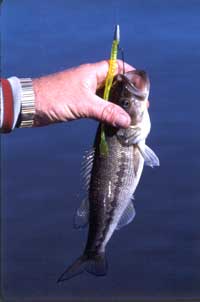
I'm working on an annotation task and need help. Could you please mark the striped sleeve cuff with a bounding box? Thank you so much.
[0,76,34,133]
[0,78,14,133]
[8,77,22,129]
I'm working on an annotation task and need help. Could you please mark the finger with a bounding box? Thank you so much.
[93,60,135,89]
[88,94,131,128]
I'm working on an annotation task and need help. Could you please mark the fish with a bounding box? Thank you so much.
[57,70,159,282]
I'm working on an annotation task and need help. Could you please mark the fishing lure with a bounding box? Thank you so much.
[100,24,120,156]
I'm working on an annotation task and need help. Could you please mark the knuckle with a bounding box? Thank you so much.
[101,104,117,124]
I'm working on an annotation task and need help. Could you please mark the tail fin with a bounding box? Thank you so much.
[57,252,107,282]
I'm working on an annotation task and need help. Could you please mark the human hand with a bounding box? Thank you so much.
[33,60,135,128]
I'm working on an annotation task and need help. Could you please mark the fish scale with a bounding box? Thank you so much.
[86,131,139,253]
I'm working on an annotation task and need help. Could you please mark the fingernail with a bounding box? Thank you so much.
[115,113,131,128]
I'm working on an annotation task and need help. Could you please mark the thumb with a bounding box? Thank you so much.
[88,94,131,128]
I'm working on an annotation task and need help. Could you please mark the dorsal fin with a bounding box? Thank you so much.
[73,198,89,229]
[73,149,95,229]
[80,149,95,191]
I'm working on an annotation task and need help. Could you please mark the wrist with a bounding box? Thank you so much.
[32,77,50,127]
[32,73,71,126]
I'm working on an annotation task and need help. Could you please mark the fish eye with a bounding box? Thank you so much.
[120,99,130,109]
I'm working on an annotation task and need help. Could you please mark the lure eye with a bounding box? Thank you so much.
[120,99,130,109]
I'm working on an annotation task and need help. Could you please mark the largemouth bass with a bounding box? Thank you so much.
[58,70,159,282]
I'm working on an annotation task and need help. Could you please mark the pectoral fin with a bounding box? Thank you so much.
[137,142,160,167]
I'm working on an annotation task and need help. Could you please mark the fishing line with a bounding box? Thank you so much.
[118,46,125,74]
[112,0,125,75]
[112,0,120,26]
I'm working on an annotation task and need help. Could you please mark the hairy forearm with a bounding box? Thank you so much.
[33,71,74,126]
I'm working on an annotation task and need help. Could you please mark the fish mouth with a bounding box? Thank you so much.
[124,70,150,91]
[116,70,150,101]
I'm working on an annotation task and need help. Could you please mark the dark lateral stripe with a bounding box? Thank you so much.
[100,151,127,243]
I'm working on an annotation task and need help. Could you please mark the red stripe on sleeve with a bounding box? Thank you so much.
[1,78,14,133]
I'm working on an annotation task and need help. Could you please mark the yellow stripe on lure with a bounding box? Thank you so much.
[100,24,120,156]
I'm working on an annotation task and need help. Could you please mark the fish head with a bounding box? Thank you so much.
[111,70,150,126]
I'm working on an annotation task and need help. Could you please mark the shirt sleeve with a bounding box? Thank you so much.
[8,77,22,129]
[0,85,3,128]
[0,76,22,131]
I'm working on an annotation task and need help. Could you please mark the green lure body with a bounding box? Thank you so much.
[100,25,120,157]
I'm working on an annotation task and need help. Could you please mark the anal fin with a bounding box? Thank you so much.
[116,199,136,230]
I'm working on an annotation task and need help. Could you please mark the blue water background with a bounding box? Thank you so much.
[1,0,200,301]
